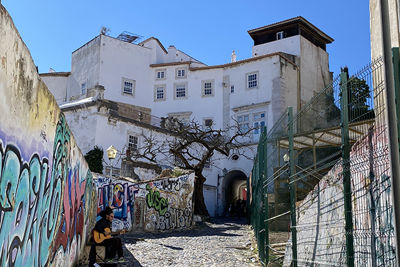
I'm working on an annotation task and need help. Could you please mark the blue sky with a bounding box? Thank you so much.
[2,0,370,77]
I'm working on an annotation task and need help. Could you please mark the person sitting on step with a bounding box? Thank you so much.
[89,207,125,265]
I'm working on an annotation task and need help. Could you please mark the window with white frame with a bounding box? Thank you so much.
[237,114,250,133]
[122,78,135,96]
[174,83,187,99]
[202,80,214,96]
[176,68,187,78]
[155,69,166,80]
[253,112,266,135]
[154,85,166,101]
[128,135,138,153]
[246,72,258,89]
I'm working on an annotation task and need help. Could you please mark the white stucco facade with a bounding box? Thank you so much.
[41,17,333,216]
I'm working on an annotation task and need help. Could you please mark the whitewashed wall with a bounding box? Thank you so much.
[42,24,333,218]
[300,36,331,104]
[99,35,153,106]
[369,0,400,61]
[70,36,101,99]
[252,35,301,57]
[40,75,69,103]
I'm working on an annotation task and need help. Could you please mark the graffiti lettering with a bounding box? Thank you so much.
[0,142,57,267]
[0,115,94,267]
[160,178,182,191]
[51,116,93,263]
[146,184,168,216]
[156,208,193,231]
[94,174,195,232]
[97,182,135,229]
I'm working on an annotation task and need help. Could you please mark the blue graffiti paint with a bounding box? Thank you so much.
[96,182,137,227]
[0,142,58,267]
[0,115,93,266]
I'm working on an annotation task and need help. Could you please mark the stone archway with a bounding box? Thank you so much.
[220,170,247,216]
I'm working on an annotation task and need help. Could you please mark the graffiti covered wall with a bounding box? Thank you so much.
[283,125,395,266]
[94,173,195,232]
[0,6,96,267]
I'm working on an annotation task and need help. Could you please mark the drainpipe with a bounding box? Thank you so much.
[380,0,400,265]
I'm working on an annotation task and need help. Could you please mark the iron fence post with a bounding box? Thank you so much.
[288,107,297,267]
[262,127,269,264]
[246,170,250,223]
[381,0,400,262]
[393,48,400,157]
[391,47,400,265]
[251,161,257,226]
[340,69,355,267]
[258,136,266,264]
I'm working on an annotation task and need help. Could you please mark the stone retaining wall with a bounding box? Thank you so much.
[0,5,97,267]
[283,125,395,266]
[94,173,195,232]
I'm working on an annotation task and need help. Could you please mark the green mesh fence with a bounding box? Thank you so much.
[250,57,396,266]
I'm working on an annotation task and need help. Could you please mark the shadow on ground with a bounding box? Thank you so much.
[121,217,248,243]
[120,246,143,267]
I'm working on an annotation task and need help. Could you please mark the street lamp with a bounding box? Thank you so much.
[107,145,117,178]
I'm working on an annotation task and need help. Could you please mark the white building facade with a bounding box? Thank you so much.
[41,17,333,216]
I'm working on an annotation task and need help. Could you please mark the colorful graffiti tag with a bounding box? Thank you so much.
[0,116,94,267]
[95,173,195,232]
[146,184,169,216]
[0,7,96,266]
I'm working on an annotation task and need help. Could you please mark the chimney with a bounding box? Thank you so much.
[231,50,237,63]
[168,45,178,61]
[168,45,177,54]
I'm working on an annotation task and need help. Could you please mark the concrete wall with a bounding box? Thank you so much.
[0,6,96,267]
[252,35,301,57]
[140,38,167,64]
[99,35,153,106]
[59,100,168,170]
[300,36,331,104]
[370,0,400,61]
[40,74,69,103]
[283,125,395,266]
[94,173,195,232]
[63,105,98,154]
[70,36,101,100]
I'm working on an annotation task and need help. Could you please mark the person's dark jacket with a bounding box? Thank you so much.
[94,218,112,234]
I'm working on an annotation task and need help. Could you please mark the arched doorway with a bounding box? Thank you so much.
[221,170,247,216]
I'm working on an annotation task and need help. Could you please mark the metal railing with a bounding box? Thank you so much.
[249,57,397,266]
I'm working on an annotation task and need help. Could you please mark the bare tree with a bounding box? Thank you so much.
[129,117,256,217]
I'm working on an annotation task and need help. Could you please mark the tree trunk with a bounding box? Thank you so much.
[193,172,209,217]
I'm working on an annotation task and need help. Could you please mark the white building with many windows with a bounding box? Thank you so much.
[41,17,333,216]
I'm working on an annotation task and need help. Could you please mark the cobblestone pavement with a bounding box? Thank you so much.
[119,218,261,267]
